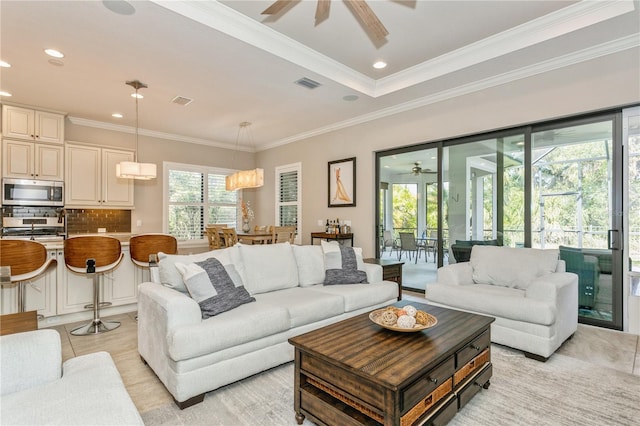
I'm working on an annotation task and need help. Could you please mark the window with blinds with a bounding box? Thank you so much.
[276,163,302,244]
[166,163,239,241]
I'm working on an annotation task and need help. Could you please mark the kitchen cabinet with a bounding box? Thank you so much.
[57,245,136,314]
[2,105,65,144]
[2,139,64,180]
[65,143,134,208]
[0,248,57,318]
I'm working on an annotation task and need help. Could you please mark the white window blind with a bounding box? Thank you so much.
[165,163,239,241]
[275,163,302,244]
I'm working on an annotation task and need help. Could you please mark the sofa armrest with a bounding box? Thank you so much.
[362,262,383,283]
[436,262,474,285]
[526,272,579,307]
[137,282,202,369]
[0,330,62,396]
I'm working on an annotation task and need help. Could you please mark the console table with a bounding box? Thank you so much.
[310,232,353,246]
[364,258,404,300]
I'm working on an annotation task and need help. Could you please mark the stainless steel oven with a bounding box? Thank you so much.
[2,178,64,206]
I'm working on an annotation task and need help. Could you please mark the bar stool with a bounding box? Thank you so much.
[64,236,123,336]
[129,233,177,271]
[0,240,56,315]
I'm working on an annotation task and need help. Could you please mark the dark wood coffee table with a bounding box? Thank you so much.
[288,302,494,426]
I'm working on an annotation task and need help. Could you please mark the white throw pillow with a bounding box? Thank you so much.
[238,242,299,295]
[157,246,241,293]
[471,246,559,289]
[292,245,325,287]
[320,241,365,270]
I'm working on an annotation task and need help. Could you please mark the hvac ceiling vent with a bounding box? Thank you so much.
[295,77,321,90]
[171,96,193,106]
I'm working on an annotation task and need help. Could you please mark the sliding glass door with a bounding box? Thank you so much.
[376,107,632,330]
[531,117,622,328]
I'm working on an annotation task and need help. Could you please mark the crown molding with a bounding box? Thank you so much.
[152,0,635,98]
[261,34,640,150]
[374,0,637,96]
[67,117,254,152]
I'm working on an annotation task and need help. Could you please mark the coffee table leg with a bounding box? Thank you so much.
[295,412,305,425]
[483,380,491,389]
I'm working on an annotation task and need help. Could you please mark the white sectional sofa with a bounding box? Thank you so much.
[0,329,143,425]
[137,242,398,408]
[426,246,578,361]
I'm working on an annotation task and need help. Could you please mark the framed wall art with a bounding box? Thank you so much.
[328,157,356,207]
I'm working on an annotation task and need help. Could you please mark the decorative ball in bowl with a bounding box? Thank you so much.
[369,305,437,332]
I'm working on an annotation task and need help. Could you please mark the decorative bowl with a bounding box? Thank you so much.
[369,307,437,332]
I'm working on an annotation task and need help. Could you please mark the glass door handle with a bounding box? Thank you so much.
[608,229,621,250]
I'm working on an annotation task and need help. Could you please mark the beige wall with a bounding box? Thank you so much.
[62,50,639,257]
[255,51,640,257]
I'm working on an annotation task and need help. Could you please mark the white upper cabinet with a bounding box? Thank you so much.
[2,139,64,180]
[65,143,134,208]
[2,105,65,144]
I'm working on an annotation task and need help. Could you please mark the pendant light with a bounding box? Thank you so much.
[116,80,157,180]
[225,121,264,191]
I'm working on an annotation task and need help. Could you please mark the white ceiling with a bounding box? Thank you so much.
[1,0,638,152]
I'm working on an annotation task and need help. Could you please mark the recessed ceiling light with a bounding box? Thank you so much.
[44,49,64,58]
[343,95,359,102]
[0,60,10,68]
[373,61,387,69]
[0,91,12,97]
[131,93,143,99]
[112,113,123,118]
[384,165,390,168]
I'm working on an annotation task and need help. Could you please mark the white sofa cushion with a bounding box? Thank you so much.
[238,242,299,295]
[312,281,399,312]
[168,301,290,361]
[256,287,345,328]
[471,246,559,289]
[292,245,325,286]
[427,283,556,325]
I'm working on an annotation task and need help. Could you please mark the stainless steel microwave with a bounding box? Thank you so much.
[2,178,64,206]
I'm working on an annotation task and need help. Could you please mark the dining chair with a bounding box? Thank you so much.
[221,228,238,247]
[271,226,296,244]
[205,224,227,249]
[398,232,424,264]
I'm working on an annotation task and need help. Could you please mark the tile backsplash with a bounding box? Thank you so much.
[66,209,131,234]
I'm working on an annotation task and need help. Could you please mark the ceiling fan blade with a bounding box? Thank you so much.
[344,0,389,40]
[261,0,291,15]
[315,0,331,23]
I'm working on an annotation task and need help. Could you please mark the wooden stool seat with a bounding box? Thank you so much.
[0,240,56,316]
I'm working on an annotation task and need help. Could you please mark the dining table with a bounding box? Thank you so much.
[234,230,274,245]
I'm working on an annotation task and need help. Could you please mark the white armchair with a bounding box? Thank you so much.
[426,246,578,361]
[0,329,143,425]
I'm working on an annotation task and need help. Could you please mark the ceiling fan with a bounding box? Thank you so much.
[409,162,436,176]
[261,0,389,41]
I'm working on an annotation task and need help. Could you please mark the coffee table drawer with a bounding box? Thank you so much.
[456,329,490,367]
[457,363,492,409]
[401,356,455,411]
[301,352,385,407]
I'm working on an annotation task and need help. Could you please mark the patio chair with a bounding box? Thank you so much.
[398,232,424,264]
[382,230,399,257]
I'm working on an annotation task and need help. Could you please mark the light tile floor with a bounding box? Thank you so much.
[44,295,640,416]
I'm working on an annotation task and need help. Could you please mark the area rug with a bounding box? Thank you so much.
[141,344,640,425]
